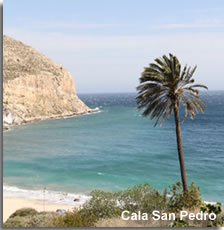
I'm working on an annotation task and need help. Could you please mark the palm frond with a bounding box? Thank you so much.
[184,66,197,81]
[136,53,208,126]
[188,84,208,89]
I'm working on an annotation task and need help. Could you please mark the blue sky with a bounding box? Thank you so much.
[4,0,224,93]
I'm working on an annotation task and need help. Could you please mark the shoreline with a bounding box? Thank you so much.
[3,107,100,131]
[3,196,76,223]
[3,184,90,206]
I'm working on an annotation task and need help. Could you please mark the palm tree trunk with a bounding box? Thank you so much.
[173,102,188,191]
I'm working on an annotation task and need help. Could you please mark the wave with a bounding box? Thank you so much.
[93,107,100,111]
[90,107,102,113]
[3,184,218,208]
[204,200,218,205]
[63,107,102,119]
[3,184,91,206]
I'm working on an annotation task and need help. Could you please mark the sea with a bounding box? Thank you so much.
[3,91,224,206]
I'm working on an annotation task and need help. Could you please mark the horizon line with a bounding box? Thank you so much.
[77,89,224,95]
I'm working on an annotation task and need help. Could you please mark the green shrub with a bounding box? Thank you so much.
[80,189,122,219]
[168,182,202,212]
[169,218,190,227]
[200,202,224,227]
[4,210,57,227]
[9,208,38,218]
[80,184,168,220]
[3,217,25,228]
[53,211,97,227]
[118,184,168,213]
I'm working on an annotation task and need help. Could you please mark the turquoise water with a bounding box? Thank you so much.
[3,92,224,204]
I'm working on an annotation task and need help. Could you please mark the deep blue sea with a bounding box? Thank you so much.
[3,91,224,205]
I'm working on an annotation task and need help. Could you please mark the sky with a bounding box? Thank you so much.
[3,0,224,93]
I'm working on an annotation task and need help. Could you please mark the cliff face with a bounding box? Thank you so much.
[3,35,92,129]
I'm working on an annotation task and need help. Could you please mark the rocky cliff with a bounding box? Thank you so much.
[3,35,92,129]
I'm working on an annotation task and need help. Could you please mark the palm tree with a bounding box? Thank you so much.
[136,54,208,191]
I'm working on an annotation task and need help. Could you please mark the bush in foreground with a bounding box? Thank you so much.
[9,208,38,218]
[52,211,97,227]
[4,211,58,227]
[200,202,224,227]
[80,183,168,220]
[168,182,202,212]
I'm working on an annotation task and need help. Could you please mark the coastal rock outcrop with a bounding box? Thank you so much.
[3,35,92,129]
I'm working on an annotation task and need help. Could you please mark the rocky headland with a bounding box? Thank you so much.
[3,35,92,129]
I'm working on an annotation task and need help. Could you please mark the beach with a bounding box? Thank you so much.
[3,196,75,222]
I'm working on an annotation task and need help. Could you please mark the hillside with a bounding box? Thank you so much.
[3,35,92,129]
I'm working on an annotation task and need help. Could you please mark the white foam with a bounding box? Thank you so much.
[88,107,102,114]
[93,107,100,111]
[204,200,218,205]
[3,184,91,206]
[63,108,102,119]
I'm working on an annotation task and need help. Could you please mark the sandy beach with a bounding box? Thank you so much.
[3,197,76,223]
